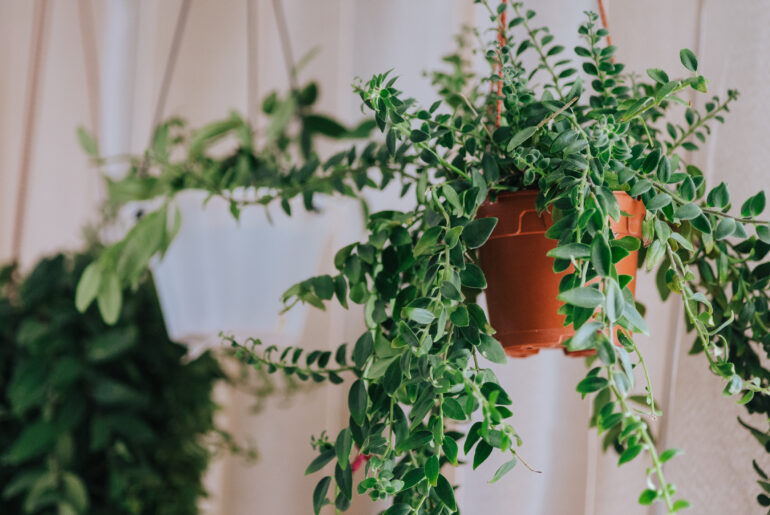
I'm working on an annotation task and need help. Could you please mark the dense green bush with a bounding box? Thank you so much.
[0,253,224,514]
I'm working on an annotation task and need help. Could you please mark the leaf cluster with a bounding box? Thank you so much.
[0,253,232,514]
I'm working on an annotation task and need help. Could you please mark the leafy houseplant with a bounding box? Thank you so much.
[0,252,234,514]
[230,4,770,513]
[86,3,770,513]
[75,81,391,328]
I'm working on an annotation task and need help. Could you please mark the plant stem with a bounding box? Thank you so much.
[611,382,675,513]
[632,342,657,420]
[667,96,735,156]
[514,4,565,100]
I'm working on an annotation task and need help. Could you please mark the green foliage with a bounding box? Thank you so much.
[90,2,770,514]
[76,82,393,324]
[0,253,228,514]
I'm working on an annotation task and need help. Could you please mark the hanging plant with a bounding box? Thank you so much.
[85,2,770,513]
[75,82,407,330]
[228,4,770,513]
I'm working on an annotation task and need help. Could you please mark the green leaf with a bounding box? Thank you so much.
[737,390,754,405]
[348,380,367,426]
[434,474,457,510]
[659,448,683,463]
[672,499,691,512]
[77,126,98,156]
[489,458,517,483]
[425,455,439,486]
[460,264,487,289]
[304,114,348,138]
[410,129,429,143]
[478,335,507,364]
[674,203,702,220]
[558,287,605,309]
[2,422,56,465]
[352,332,373,368]
[397,431,432,453]
[547,243,590,260]
[757,224,770,244]
[312,476,331,515]
[646,68,669,84]
[605,280,624,323]
[591,235,612,276]
[567,321,603,351]
[679,48,698,72]
[442,398,467,420]
[714,218,736,240]
[335,463,353,500]
[646,192,672,211]
[507,126,538,151]
[622,301,650,335]
[305,449,335,476]
[97,270,122,325]
[405,307,435,325]
[618,444,643,465]
[462,218,498,249]
[691,214,712,234]
[443,437,459,466]
[335,429,352,469]
[576,375,608,394]
[414,226,443,256]
[638,489,658,505]
[61,472,88,512]
[482,153,500,181]
[440,281,463,301]
[630,180,652,197]
[75,262,101,312]
[86,326,138,362]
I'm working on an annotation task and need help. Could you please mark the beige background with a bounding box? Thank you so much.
[1,1,768,513]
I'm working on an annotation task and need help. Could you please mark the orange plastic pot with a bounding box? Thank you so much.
[477,190,645,358]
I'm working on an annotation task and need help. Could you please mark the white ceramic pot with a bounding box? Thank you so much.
[144,189,360,353]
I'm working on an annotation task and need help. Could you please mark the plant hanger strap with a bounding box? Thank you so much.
[271,0,299,92]
[11,0,51,265]
[149,0,192,140]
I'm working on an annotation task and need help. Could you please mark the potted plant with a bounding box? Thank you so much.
[229,4,769,513]
[88,2,770,513]
[76,83,398,349]
[0,252,250,514]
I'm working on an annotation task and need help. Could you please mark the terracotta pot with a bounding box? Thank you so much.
[477,190,645,358]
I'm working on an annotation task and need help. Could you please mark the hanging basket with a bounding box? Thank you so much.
[140,190,356,354]
[477,190,645,358]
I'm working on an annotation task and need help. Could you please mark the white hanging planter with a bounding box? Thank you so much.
[139,189,358,354]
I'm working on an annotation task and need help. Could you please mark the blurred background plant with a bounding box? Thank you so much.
[0,251,258,514]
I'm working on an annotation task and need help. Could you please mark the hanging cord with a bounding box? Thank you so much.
[77,0,100,136]
[494,0,508,128]
[11,0,50,265]
[149,0,192,139]
[596,0,615,62]
[271,0,298,92]
[246,0,259,133]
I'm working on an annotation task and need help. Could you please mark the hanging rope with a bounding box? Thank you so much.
[246,0,259,132]
[149,0,192,137]
[11,0,50,264]
[271,0,298,92]
[77,0,100,136]
[494,0,508,128]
